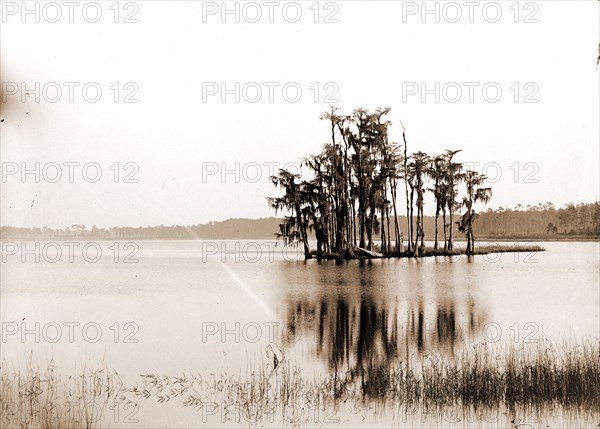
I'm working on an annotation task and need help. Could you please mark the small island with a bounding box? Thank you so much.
[268,107,545,260]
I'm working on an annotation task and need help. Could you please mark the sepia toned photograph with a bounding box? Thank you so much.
[1,1,599,428]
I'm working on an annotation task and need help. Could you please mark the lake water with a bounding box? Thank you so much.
[1,240,599,428]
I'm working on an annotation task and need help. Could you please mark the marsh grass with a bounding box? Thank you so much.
[3,339,598,427]
[387,341,596,411]
[0,357,127,429]
[128,339,598,425]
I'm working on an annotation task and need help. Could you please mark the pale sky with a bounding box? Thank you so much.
[1,1,598,228]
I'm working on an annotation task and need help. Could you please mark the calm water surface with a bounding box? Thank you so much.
[1,240,598,427]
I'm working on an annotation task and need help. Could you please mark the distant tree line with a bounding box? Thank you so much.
[0,218,282,240]
[1,202,598,241]
[477,202,600,237]
[268,107,492,259]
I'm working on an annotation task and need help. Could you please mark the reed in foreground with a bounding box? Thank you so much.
[131,339,598,418]
[0,358,129,429]
[2,339,598,427]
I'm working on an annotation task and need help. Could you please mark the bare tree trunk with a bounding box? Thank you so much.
[391,182,402,252]
[297,209,312,259]
[381,205,386,253]
[466,229,473,255]
[419,203,425,255]
[402,125,412,254]
[434,202,440,250]
[466,210,475,255]
[359,193,366,249]
[405,184,411,253]
[448,201,454,251]
[410,187,415,256]
[352,201,357,246]
[344,148,351,251]
[386,204,391,253]
[442,207,448,250]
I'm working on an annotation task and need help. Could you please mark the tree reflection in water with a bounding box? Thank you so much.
[280,268,488,394]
